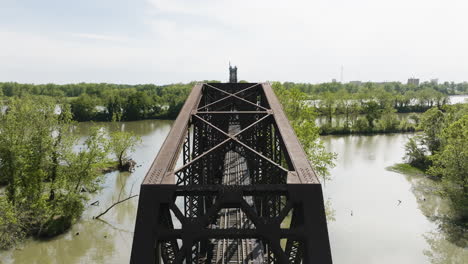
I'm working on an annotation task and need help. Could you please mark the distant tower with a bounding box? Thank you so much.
[229,63,237,83]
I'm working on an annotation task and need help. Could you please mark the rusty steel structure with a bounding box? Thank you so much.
[130,82,332,264]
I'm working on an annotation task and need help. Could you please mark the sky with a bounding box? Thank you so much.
[0,0,467,84]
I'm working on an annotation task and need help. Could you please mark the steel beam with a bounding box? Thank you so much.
[131,83,332,264]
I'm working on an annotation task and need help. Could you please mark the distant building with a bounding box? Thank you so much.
[374,81,398,85]
[332,78,337,83]
[407,78,420,86]
[349,81,362,85]
[430,78,439,85]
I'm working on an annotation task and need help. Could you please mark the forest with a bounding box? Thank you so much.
[2,81,466,135]
[0,82,193,121]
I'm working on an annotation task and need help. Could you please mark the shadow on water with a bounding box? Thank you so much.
[393,168,468,263]
[5,221,116,264]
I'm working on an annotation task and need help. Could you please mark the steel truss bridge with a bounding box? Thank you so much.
[131,83,332,263]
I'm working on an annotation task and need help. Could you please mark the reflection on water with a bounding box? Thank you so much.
[449,95,468,104]
[322,134,467,263]
[1,121,466,263]
[315,113,414,127]
[399,170,467,263]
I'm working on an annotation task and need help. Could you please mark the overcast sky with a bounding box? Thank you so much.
[0,0,467,84]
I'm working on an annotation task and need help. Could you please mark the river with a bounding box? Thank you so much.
[0,121,466,263]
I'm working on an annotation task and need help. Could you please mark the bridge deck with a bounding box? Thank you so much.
[211,124,264,264]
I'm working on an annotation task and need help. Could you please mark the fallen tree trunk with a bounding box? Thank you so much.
[94,195,138,219]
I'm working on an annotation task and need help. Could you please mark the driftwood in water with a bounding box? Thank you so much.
[94,195,138,219]
[94,180,138,219]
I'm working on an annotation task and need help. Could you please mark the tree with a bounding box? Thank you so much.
[319,92,335,125]
[0,197,25,249]
[0,96,110,246]
[428,115,468,221]
[70,94,99,121]
[273,82,336,181]
[419,107,445,152]
[336,89,353,129]
[109,130,141,170]
[377,106,400,132]
[404,135,429,169]
[362,101,382,129]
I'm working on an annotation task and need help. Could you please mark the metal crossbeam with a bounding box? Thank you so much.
[131,83,332,264]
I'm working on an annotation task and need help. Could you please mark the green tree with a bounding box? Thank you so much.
[109,130,141,170]
[336,89,353,129]
[319,92,336,125]
[0,96,110,246]
[70,94,99,121]
[273,83,336,181]
[377,106,400,132]
[419,107,445,152]
[428,115,468,221]
[362,101,382,129]
[0,197,25,249]
[404,135,429,169]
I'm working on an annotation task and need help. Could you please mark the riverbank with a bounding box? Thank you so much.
[388,163,426,176]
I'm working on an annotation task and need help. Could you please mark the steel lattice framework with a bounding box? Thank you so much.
[131,83,332,264]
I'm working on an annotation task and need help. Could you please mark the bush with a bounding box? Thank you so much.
[404,136,430,170]
[377,112,400,132]
[399,120,416,132]
[0,197,25,249]
[320,123,335,134]
[352,117,370,132]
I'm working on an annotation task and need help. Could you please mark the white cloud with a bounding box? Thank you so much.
[141,0,468,83]
[0,0,467,83]
[72,33,130,42]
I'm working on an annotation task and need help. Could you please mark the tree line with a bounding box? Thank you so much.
[283,81,468,98]
[274,81,468,134]
[404,104,468,223]
[0,82,193,121]
[1,81,466,135]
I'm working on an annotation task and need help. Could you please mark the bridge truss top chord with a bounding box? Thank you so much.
[131,83,332,264]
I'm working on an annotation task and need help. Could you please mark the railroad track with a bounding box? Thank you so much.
[211,124,263,264]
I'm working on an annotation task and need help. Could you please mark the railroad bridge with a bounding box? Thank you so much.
[131,81,332,263]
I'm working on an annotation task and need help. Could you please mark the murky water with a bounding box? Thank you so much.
[322,134,467,264]
[1,121,466,263]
